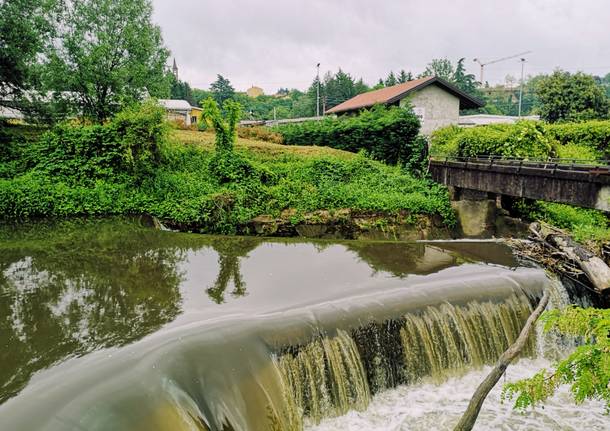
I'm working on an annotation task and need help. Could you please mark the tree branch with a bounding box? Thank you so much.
[453,288,551,431]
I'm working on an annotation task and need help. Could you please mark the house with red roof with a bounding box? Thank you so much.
[325,76,484,134]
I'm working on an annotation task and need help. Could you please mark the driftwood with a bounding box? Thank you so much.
[529,222,610,293]
[453,288,551,431]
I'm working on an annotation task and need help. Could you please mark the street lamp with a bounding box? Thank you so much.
[518,58,526,117]
[316,63,321,117]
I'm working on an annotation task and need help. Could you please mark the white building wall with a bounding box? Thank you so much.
[399,85,460,135]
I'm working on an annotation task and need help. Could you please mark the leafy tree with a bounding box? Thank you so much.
[420,58,454,81]
[209,74,235,105]
[0,0,56,104]
[201,97,241,152]
[42,0,169,122]
[398,70,413,83]
[385,71,397,87]
[372,78,385,90]
[503,306,610,412]
[535,70,609,123]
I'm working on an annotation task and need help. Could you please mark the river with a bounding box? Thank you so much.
[0,217,606,430]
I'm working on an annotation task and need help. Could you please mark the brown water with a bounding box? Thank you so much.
[0,217,583,430]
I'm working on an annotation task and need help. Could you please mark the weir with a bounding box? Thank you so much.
[0,266,551,431]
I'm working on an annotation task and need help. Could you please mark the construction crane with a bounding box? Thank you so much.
[473,51,532,84]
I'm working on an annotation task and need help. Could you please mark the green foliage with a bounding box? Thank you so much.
[513,201,610,243]
[209,74,236,105]
[548,120,610,159]
[535,70,610,123]
[202,98,242,153]
[276,106,423,167]
[25,102,167,182]
[502,306,610,412]
[0,0,55,102]
[431,119,610,161]
[431,121,555,159]
[0,123,454,233]
[42,0,169,122]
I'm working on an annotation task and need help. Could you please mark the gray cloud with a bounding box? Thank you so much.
[153,0,610,93]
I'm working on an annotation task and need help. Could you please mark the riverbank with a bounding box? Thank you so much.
[0,116,454,235]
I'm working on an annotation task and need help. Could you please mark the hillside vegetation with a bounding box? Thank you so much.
[0,104,453,234]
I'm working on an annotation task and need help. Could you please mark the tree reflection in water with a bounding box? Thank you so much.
[0,218,205,404]
[206,237,260,304]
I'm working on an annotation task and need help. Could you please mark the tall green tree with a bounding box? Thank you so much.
[398,70,413,83]
[209,74,235,105]
[385,71,397,87]
[452,58,478,94]
[535,70,609,122]
[0,0,56,104]
[42,0,169,122]
[420,58,454,81]
[170,76,195,105]
[324,69,356,109]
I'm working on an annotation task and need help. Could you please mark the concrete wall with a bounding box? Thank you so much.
[399,85,460,134]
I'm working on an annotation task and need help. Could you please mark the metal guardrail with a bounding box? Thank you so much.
[430,155,610,173]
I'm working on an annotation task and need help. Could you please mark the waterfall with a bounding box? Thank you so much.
[276,293,536,425]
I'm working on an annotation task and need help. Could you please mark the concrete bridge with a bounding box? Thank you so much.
[429,157,610,212]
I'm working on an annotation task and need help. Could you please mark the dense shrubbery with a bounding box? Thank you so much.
[430,121,554,159]
[275,106,424,167]
[0,103,453,233]
[430,119,610,161]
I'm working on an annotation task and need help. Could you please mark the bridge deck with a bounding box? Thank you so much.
[429,157,610,211]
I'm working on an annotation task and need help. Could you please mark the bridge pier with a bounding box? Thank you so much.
[449,187,527,238]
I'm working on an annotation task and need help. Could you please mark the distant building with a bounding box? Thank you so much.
[158,99,202,127]
[246,86,264,98]
[172,58,178,79]
[325,76,484,134]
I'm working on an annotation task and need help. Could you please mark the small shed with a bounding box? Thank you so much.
[159,99,202,127]
[325,76,484,134]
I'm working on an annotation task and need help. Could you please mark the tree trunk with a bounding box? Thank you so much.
[453,289,551,431]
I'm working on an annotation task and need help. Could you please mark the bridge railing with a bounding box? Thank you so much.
[430,155,610,173]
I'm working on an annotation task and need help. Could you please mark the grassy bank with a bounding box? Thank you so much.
[0,114,454,234]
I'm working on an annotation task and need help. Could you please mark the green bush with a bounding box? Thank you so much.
[276,106,422,166]
[33,101,167,182]
[452,121,555,159]
[430,119,610,161]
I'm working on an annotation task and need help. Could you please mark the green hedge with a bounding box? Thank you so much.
[430,119,610,161]
[276,106,423,167]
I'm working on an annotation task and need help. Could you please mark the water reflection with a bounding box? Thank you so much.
[206,237,259,303]
[0,218,197,403]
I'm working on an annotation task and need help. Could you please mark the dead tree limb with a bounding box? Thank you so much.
[453,288,551,431]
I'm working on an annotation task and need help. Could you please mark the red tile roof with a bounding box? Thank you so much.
[325,76,483,114]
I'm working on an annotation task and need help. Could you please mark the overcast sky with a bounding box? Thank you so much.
[152,0,610,94]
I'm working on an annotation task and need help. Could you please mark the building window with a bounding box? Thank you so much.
[191,116,197,124]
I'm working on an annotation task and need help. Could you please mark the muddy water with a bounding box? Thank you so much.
[0,218,603,430]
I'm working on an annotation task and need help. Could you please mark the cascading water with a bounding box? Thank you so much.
[275,294,536,426]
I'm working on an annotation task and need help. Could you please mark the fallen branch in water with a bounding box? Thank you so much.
[453,288,551,431]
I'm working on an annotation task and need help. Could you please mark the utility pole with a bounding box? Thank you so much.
[518,58,526,118]
[316,63,320,117]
